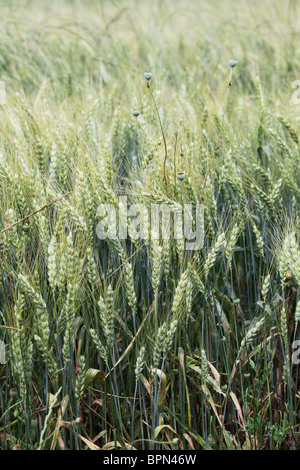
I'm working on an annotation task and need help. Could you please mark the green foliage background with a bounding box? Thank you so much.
[0,0,299,450]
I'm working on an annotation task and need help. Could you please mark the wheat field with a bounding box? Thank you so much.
[0,0,300,450]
